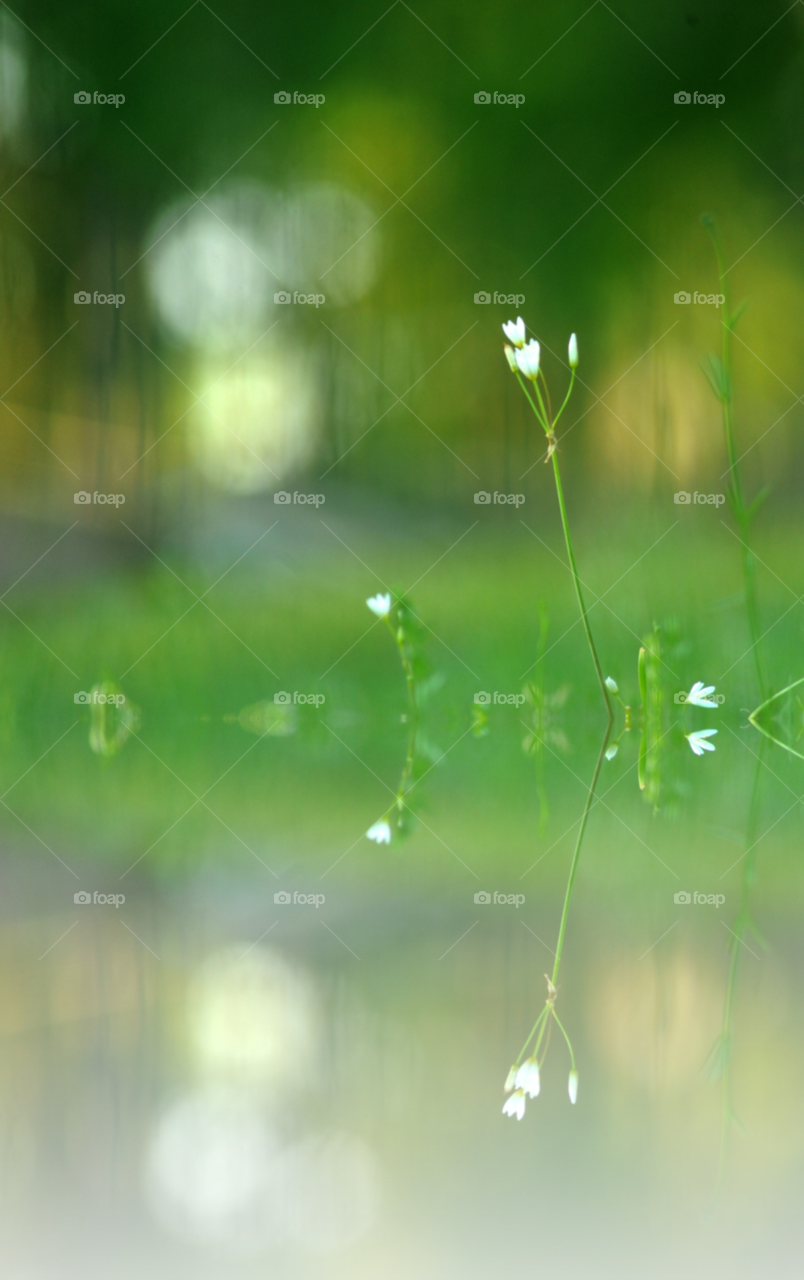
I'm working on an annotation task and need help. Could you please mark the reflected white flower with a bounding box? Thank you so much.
[515,1058,540,1098]
[568,1069,578,1104]
[568,333,579,369]
[503,1065,517,1093]
[366,820,391,844]
[502,1089,526,1120]
[502,317,526,348]
[687,728,718,756]
[366,593,392,618]
[686,681,718,709]
[515,339,541,381]
[504,344,518,371]
[604,676,618,694]
[604,742,619,761]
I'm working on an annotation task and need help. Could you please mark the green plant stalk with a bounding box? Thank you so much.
[515,365,613,720]
[705,220,766,698]
[550,725,610,992]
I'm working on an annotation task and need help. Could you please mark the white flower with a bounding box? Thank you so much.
[515,1058,540,1098]
[687,728,718,756]
[686,681,718,709]
[504,344,518,371]
[366,819,392,843]
[366,593,392,618]
[502,317,526,347]
[604,742,619,761]
[568,1069,578,1104]
[515,339,541,380]
[502,1089,526,1120]
[604,676,618,694]
[568,333,578,369]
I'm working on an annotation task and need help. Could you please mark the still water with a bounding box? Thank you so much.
[0,510,801,1277]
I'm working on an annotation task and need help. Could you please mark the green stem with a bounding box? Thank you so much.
[551,449,612,719]
[550,726,611,991]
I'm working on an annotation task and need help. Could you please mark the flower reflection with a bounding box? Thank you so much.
[188,947,318,1086]
[146,1091,380,1254]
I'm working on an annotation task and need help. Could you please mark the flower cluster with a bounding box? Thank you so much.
[683,680,719,757]
[502,976,578,1120]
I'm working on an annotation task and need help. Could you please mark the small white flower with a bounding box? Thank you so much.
[504,344,518,371]
[502,1089,526,1120]
[687,728,718,756]
[568,333,579,369]
[366,593,392,618]
[604,742,619,761]
[366,819,392,843]
[568,1069,578,1104]
[515,339,541,381]
[502,317,526,348]
[503,1065,517,1093]
[515,1058,540,1098]
[686,681,718,709]
[604,676,618,694]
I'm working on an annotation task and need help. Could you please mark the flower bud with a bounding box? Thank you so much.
[568,333,578,369]
[504,344,518,372]
[605,676,618,694]
[504,1065,517,1092]
[568,1069,578,1104]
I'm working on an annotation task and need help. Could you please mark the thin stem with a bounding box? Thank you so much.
[551,726,611,990]
[551,1008,576,1070]
[514,1004,550,1065]
[551,449,612,718]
